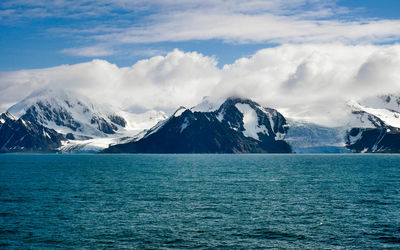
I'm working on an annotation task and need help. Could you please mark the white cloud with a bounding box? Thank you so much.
[3,0,400,49]
[96,12,400,45]
[1,44,400,127]
[0,49,220,113]
[61,46,115,57]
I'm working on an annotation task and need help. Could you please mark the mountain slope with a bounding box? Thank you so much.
[103,97,291,153]
[0,112,64,153]
[1,88,167,153]
[7,88,127,137]
[345,95,400,153]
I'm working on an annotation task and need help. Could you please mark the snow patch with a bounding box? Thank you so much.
[216,109,225,122]
[348,130,363,145]
[235,103,268,140]
[180,117,190,133]
[191,96,220,112]
[274,132,285,140]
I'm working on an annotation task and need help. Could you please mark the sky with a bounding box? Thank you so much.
[1,0,400,126]
[1,0,400,70]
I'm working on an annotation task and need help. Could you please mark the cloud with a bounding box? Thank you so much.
[0,49,220,113]
[61,46,115,57]
[2,0,400,53]
[96,12,400,45]
[2,44,400,126]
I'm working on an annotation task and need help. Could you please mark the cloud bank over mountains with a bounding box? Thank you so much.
[1,44,400,126]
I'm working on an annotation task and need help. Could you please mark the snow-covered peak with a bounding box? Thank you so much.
[191,96,221,112]
[121,110,167,133]
[6,88,128,137]
[8,88,92,118]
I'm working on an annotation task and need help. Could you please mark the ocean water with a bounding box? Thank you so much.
[0,154,399,249]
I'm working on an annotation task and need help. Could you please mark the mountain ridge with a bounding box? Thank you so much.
[103,97,292,153]
[2,90,400,153]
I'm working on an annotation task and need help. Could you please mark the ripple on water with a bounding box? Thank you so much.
[0,154,399,248]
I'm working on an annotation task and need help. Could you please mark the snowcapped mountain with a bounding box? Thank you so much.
[2,89,400,154]
[0,111,64,153]
[345,95,400,153]
[103,97,291,153]
[0,88,167,153]
[7,88,127,137]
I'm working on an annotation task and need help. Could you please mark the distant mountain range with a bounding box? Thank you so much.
[1,88,400,153]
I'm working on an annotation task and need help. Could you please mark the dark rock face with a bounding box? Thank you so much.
[90,115,117,134]
[346,127,400,153]
[108,115,127,127]
[0,112,15,128]
[0,113,64,153]
[103,98,292,154]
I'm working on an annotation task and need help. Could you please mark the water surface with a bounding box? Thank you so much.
[1,154,399,248]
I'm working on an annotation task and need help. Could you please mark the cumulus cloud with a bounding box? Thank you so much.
[0,49,220,113]
[1,44,400,126]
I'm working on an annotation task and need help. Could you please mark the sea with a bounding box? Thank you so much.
[0,154,399,249]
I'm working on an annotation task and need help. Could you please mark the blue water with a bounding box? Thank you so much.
[0,154,399,248]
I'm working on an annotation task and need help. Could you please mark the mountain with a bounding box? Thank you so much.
[103,97,292,153]
[3,89,400,154]
[7,88,127,137]
[0,112,64,153]
[0,88,167,153]
[345,95,400,153]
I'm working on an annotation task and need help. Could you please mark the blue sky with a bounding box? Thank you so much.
[1,0,400,71]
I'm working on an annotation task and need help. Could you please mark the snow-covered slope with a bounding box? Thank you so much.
[5,88,167,152]
[190,96,221,112]
[345,94,400,153]
[7,88,127,137]
[60,110,168,153]
[347,95,400,129]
